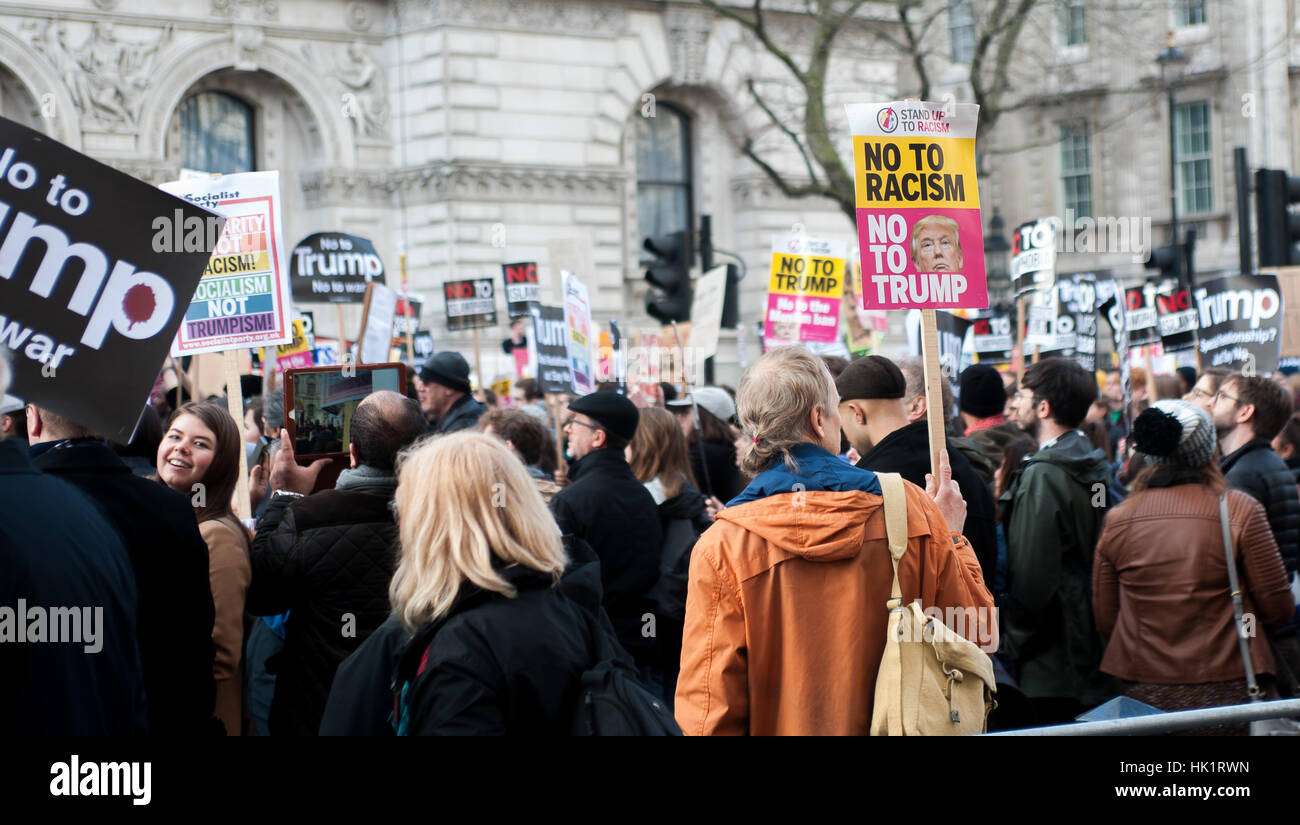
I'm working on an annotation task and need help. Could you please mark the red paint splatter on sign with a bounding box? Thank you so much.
[122,284,156,329]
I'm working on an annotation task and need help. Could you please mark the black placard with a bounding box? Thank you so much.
[502,261,540,318]
[1193,273,1283,374]
[289,232,384,304]
[529,304,571,393]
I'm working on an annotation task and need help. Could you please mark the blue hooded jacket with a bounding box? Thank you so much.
[728,443,880,507]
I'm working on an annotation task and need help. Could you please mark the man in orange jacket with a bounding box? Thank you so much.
[674,346,996,735]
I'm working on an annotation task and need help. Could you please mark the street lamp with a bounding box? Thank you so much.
[983,208,1011,303]
[1156,31,1189,282]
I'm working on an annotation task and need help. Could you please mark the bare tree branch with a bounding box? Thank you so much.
[701,0,807,84]
[747,78,823,188]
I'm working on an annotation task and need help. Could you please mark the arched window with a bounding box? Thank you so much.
[181,91,254,174]
[635,102,692,250]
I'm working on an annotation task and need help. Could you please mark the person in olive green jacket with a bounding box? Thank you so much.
[999,358,1117,725]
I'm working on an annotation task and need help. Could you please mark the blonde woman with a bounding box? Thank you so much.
[383,432,605,735]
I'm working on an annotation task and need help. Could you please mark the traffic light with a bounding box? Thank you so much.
[1144,243,1181,283]
[644,230,692,323]
[1255,168,1300,266]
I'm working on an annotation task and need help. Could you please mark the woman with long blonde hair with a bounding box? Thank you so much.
[383,432,605,734]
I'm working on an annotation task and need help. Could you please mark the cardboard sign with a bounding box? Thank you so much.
[1193,273,1282,374]
[971,310,1014,365]
[444,278,497,331]
[691,264,728,360]
[1124,283,1160,346]
[561,271,594,395]
[528,304,571,394]
[161,171,292,355]
[906,309,972,381]
[1062,273,1098,372]
[764,235,846,345]
[289,232,384,304]
[358,282,398,366]
[0,115,223,441]
[1025,288,1073,353]
[410,330,434,360]
[1011,218,1057,297]
[845,101,986,310]
[1155,280,1198,352]
[275,319,314,373]
[502,261,540,318]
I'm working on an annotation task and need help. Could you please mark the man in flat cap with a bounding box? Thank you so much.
[550,391,663,669]
[418,351,486,434]
[836,355,998,581]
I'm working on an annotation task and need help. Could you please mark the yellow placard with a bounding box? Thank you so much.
[852,136,979,209]
[768,253,845,298]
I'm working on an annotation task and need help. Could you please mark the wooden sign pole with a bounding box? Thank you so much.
[547,392,566,474]
[400,250,416,364]
[223,348,251,522]
[336,304,348,358]
[918,309,946,481]
[472,326,484,392]
[1014,296,1026,377]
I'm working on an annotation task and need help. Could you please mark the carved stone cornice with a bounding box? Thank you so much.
[108,159,181,185]
[394,0,628,35]
[664,3,712,85]
[301,162,630,207]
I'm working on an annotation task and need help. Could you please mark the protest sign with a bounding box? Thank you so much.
[763,235,846,344]
[299,311,316,345]
[0,116,223,441]
[906,309,972,382]
[1011,218,1058,297]
[312,338,341,367]
[1124,283,1160,346]
[289,232,384,304]
[971,309,1014,365]
[392,295,422,338]
[358,281,398,365]
[161,171,292,355]
[528,304,571,394]
[691,264,728,361]
[1193,273,1282,374]
[502,261,540,318]
[1269,267,1300,360]
[1059,273,1098,371]
[844,101,986,311]
[410,331,434,361]
[1025,288,1073,354]
[444,278,497,331]
[562,271,594,395]
[1155,279,1198,352]
[275,319,314,373]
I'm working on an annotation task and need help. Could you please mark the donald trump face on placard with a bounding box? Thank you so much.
[910,215,964,273]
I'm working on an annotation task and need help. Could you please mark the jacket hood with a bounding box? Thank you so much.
[719,443,881,562]
[1025,430,1110,485]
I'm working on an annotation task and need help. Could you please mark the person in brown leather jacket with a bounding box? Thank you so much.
[1093,399,1294,725]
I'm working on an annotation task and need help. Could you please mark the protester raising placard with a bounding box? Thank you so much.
[289,232,384,304]
[1193,273,1283,373]
[0,116,223,441]
[844,101,986,311]
[161,171,292,356]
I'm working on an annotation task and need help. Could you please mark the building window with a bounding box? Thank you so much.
[1175,0,1206,26]
[1061,0,1086,46]
[1061,121,1092,218]
[181,91,254,174]
[635,102,692,249]
[1175,101,1212,214]
[949,0,975,63]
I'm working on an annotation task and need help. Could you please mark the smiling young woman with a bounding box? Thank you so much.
[156,400,251,736]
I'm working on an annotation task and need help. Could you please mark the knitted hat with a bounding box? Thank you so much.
[958,364,1007,418]
[1131,399,1216,468]
[419,351,472,394]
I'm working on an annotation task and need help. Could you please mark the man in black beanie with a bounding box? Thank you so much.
[837,355,998,581]
[960,363,1034,480]
[550,392,663,668]
[418,351,486,434]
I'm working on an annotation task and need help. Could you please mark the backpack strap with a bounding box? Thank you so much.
[876,472,907,610]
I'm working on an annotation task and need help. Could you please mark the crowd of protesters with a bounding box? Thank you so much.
[3,338,1299,736]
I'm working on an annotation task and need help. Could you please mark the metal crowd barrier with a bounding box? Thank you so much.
[985,698,1300,736]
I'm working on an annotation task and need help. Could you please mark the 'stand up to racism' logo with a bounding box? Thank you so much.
[877,107,898,133]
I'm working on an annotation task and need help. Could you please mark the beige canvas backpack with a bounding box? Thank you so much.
[870,472,996,735]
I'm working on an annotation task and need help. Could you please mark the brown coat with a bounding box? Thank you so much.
[1093,485,1294,685]
[674,482,996,736]
[201,515,251,736]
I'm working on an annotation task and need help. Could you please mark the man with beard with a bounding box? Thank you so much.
[999,357,1115,724]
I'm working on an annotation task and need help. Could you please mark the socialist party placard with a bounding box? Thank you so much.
[443,278,497,331]
[289,232,384,304]
[1193,274,1283,373]
[764,235,846,345]
[161,171,293,355]
[845,102,986,310]
[0,115,222,441]
[502,261,540,318]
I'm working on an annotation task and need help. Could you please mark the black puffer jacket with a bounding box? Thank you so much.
[1222,438,1300,575]
[247,473,400,736]
[319,536,611,735]
[550,448,663,661]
